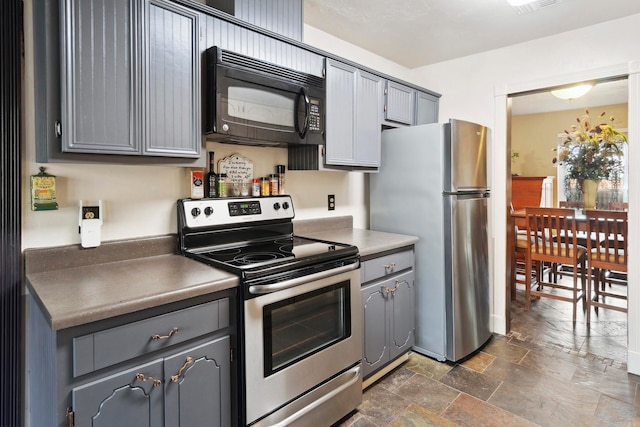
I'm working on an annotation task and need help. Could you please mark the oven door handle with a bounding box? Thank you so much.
[267,365,361,427]
[248,262,358,295]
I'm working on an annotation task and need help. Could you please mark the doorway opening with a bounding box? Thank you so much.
[506,77,629,363]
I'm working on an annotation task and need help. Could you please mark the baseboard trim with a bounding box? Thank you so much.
[362,353,410,390]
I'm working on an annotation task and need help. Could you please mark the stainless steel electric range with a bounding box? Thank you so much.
[177,196,363,427]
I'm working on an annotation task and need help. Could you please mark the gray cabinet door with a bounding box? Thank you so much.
[355,70,383,167]
[385,81,414,125]
[325,59,356,166]
[72,359,164,427]
[361,283,389,378]
[61,0,141,154]
[415,91,439,125]
[164,337,231,427]
[146,0,201,157]
[234,0,303,41]
[389,273,415,360]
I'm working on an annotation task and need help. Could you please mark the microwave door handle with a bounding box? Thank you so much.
[294,87,310,139]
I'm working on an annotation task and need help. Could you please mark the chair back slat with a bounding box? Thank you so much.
[586,210,628,271]
[526,207,579,263]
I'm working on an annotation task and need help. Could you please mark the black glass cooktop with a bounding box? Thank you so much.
[194,236,353,269]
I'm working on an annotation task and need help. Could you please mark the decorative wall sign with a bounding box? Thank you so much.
[30,167,59,211]
[218,154,254,184]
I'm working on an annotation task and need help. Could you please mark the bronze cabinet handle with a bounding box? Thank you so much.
[150,327,179,341]
[135,373,162,387]
[171,356,194,383]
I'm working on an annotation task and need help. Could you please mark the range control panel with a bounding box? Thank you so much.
[180,196,294,229]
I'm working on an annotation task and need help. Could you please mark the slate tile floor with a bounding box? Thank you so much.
[336,284,639,426]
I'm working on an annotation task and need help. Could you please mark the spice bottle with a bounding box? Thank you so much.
[218,173,227,198]
[276,165,286,195]
[252,178,261,197]
[270,174,279,196]
[261,177,270,196]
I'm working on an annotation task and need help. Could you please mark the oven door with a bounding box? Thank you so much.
[209,64,323,146]
[244,266,362,426]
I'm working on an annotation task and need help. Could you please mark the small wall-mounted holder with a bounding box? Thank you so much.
[79,200,103,248]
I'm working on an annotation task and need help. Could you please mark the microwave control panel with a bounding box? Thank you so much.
[309,99,321,132]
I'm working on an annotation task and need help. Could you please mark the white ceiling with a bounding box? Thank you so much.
[303,0,636,114]
[304,0,640,69]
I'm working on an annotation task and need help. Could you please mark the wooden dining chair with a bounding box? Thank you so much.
[585,210,628,323]
[525,207,587,322]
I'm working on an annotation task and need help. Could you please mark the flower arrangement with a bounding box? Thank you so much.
[552,109,627,195]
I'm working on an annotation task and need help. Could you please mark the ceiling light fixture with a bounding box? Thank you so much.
[550,84,593,100]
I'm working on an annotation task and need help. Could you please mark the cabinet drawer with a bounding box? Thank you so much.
[73,298,229,377]
[361,249,414,284]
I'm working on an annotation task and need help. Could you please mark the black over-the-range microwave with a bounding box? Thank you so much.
[205,46,325,146]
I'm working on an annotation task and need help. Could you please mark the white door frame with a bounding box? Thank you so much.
[492,60,640,374]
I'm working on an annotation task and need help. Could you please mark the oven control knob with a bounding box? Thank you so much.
[191,207,201,217]
[282,202,290,210]
[204,206,213,216]
[273,202,281,210]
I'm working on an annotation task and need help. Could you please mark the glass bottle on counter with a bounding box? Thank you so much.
[218,173,227,197]
[276,165,286,195]
[206,152,218,198]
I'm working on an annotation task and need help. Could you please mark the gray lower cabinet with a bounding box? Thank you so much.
[72,337,230,427]
[325,58,384,168]
[59,0,200,158]
[361,249,415,378]
[27,292,234,427]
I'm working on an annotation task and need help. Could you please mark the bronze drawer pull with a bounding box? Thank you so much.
[135,373,162,387]
[171,356,194,383]
[384,262,396,271]
[151,327,179,341]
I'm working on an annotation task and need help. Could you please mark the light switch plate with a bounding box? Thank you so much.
[328,194,335,211]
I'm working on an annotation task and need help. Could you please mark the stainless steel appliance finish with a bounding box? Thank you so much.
[370,119,491,362]
[177,196,362,426]
[244,265,362,426]
[205,47,325,147]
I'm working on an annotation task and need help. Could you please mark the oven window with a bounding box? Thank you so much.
[264,281,351,376]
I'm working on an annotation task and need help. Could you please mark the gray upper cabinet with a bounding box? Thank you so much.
[229,0,303,41]
[146,0,201,157]
[325,59,356,166]
[325,59,383,169]
[384,81,415,126]
[60,0,140,155]
[60,0,200,158]
[415,90,439,125]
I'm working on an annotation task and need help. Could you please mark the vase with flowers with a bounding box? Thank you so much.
[552,109,627,209]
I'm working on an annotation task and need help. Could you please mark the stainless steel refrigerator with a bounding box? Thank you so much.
[370,119,491,362]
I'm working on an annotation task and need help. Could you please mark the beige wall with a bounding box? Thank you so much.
[510,103,628,178]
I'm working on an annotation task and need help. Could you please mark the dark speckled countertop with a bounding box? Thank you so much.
[25,218,417,330]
